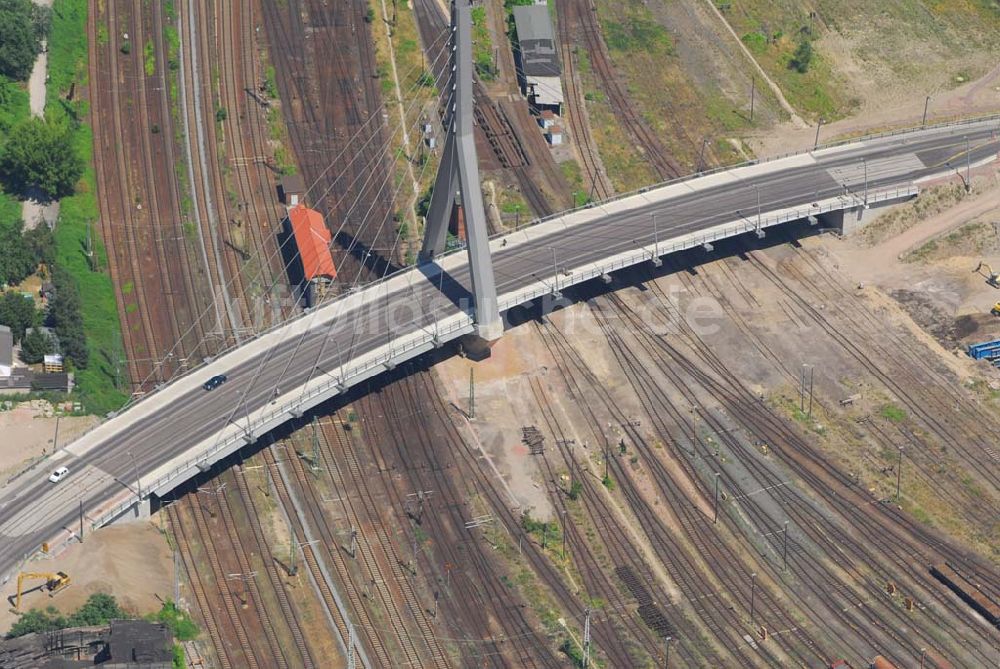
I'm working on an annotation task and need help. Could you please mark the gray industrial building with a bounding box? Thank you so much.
[512,3,563,113]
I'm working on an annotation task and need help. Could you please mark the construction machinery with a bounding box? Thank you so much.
[12,571,71,611]
[974,261,1000,287]
[991,302,1000,316]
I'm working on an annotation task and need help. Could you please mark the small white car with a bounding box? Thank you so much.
[48,466,70,483]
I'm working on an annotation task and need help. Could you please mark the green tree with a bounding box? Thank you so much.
[7,606,67,637]
[0,0,48,81]
[0,290,37,342]
[790,37,813,73]
[0,117,84,200]
[0,218,36,285]
[19,326,54,363]
[24,222,55,267]
[47,268,88,367]
[67,593,126,626]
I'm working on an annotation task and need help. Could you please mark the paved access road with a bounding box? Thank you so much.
[1,119,998,580]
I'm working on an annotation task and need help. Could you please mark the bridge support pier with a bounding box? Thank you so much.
[418,0,503,342]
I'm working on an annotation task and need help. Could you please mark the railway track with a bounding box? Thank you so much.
[557,0,683,181]
[553,4,612,200]
[526,375,693,667]
[211,475,290,668]
[91,1,186,389]
[362,376,567,668]
[262,446,362,667]
[603,261,999,664]
[284,422,431,668]
[167,504,236,669]
[532,321,802,665]
[230,466,318,668]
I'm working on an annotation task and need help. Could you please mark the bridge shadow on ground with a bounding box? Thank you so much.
[151,219,829,508]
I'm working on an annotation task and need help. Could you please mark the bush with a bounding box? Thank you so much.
[47,266,88,367]
[24,222,55,267]
[0,218,37,285]
[0,116,84,200]
[0,290,37,342]
[7,594,127,638]
[568,480,583,501]
[20,326,55,362]
[67,593,126,626]
[790,38,813,73]
[0,0,48,81]
[152,600,199,641]
[8,606,66,637]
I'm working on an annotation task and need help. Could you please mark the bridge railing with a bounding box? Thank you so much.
[89,315,475,527]
[472,112,1000,246]
[499,183,918,311]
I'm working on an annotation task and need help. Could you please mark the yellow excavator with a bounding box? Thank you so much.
[12,571,71,612]
[974,261,1000,288]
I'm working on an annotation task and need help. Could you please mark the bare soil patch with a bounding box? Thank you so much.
[0,522,173,635]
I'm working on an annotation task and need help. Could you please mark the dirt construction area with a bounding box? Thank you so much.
[0,406,98,482]
[0,523,173,635]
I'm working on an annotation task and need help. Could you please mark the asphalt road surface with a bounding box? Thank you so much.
[1,120,998,580]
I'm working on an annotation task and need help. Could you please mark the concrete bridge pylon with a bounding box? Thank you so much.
[418,0,503,341]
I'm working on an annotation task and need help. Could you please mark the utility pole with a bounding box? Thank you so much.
[750,572,758,624]
[85,219,94,270]
[604,440,609,481]
[799,365,806,412]
[690,407,699,454]
[799,364,814,415]
[922,95,930,127]
[79,499,84,543]
[862,157,868,207]
[814,118,824,150]
[583,608,591,669]
[713,472,721,524]
[174,547,180,602]
[562,518,567,558]
[129,450,142,502]
[550,247,559,296]
[750,76,756,122]
[311,416,319,471]
[350,527,358,559]
[469,368,475,419]
[806,365,816,418]
[653,212,659,262]
[782,521,789,571]
[663,635,672,669]
[965,135,971,193]
[53,413,61,453]
[755,184,762,234]
[697,137,708,173]
[896,446,904,500]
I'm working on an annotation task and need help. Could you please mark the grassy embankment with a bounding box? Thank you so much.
[47,0,127,414]
[592,0,772,175]
[0,78,29,221]
[369,0,443,263]
[718,1,1000,123]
